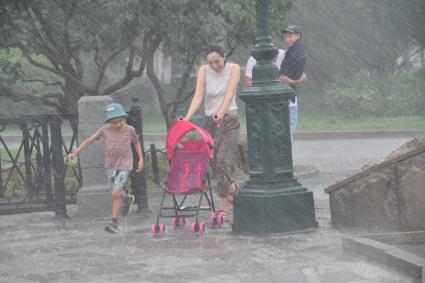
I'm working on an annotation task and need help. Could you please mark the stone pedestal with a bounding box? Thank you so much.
[75,96,113,219]
[233,182,316,234]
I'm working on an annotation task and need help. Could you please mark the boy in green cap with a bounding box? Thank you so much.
[68,103,144,233]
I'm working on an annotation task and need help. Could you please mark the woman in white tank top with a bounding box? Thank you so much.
[184,45,241,216]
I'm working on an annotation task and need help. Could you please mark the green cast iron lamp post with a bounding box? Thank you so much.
[233,0,317,233]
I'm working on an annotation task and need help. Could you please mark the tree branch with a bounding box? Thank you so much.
[169,55,197,116]
[19,46,95,95]
[1,89,64,112]
[167,89,195,108]
[94,44,128,91]
[24,4,65,65]
[100,31,149,96]
[144,31,172,128]
[26,2,62,57]
[20,78,65,91]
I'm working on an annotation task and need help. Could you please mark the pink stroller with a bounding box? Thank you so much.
[151,120,223,236]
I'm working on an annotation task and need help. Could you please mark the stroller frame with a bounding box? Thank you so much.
[152,120,222,236]
[154,171,216,229]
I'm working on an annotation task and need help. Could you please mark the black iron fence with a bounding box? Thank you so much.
[0,99,151,216]
[0,100,246,216]
[0,113,80,216]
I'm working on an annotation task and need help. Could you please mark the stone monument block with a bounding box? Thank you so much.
[75,96,113,219]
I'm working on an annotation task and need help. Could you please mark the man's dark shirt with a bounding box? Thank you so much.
[279,39,305,81]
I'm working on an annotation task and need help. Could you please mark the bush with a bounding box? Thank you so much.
[324,70,425,119]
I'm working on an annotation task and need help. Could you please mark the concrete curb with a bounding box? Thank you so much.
[294,164,319,179]
[294,129,425,140]
[342,231,425,281]
[143,130,425,142]
[2,130,424,144]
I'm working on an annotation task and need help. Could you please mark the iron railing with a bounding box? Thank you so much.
[0,114,80,216]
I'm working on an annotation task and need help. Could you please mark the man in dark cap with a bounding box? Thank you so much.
[279,24,306,139]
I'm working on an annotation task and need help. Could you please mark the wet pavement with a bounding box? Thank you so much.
[0,137,420,283]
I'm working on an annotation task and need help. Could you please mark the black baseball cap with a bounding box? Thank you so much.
[281,25,301,35]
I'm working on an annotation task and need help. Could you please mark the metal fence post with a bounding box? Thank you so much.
[49,113,67,218]
[22,121,33,201]
[41,116,53,209]
[150,143,160,185]
[128,98,148,211]
[0,150,3,197]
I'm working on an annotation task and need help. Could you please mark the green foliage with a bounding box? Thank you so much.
[324,71,425,118]
[1,166,80,198]
[0,0,295,120]
[0,49,20,91]
[2,170,26,198]
[298,115,425,131]
[143,152,170,190]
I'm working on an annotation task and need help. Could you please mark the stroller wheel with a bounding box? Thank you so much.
[210,214,221,228]
[209,214,216,227]
[172,217,186,229]
[199,222,205,235]
[191,221,205,235]
[151,223,165,237]
[159,224,165,236]
[190,222,198,235]
[217,214,224,228]
[151,224,158,237]
[179,217,186,228]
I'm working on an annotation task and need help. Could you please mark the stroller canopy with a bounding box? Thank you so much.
[166,120,214,160]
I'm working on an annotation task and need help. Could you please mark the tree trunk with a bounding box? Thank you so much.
[62,78,83,115]
[146,54,173,130]
[170,57,197,119]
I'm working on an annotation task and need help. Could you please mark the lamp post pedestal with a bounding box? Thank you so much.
[232,0,317,234]
[233,85,316,234]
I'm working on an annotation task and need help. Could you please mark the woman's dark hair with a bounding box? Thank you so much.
[206,45,226,58]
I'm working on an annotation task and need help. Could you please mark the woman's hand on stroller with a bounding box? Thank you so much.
[177,116,188,122]
[213,112,224,128]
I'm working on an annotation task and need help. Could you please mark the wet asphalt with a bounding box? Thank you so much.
[0,136,419,282]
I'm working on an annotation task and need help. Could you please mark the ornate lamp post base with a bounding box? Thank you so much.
[233,85,317,234]
[233,183,316,234]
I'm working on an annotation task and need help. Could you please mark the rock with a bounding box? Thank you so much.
[384,135,425,161]
[325,136,425,231]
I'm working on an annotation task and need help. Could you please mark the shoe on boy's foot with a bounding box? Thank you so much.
[121,193,135,217]
[105,222,119,234]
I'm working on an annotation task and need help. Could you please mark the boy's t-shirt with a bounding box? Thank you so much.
[91,124,139,170]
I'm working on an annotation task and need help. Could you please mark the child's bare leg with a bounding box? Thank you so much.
[111,188,123,219]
